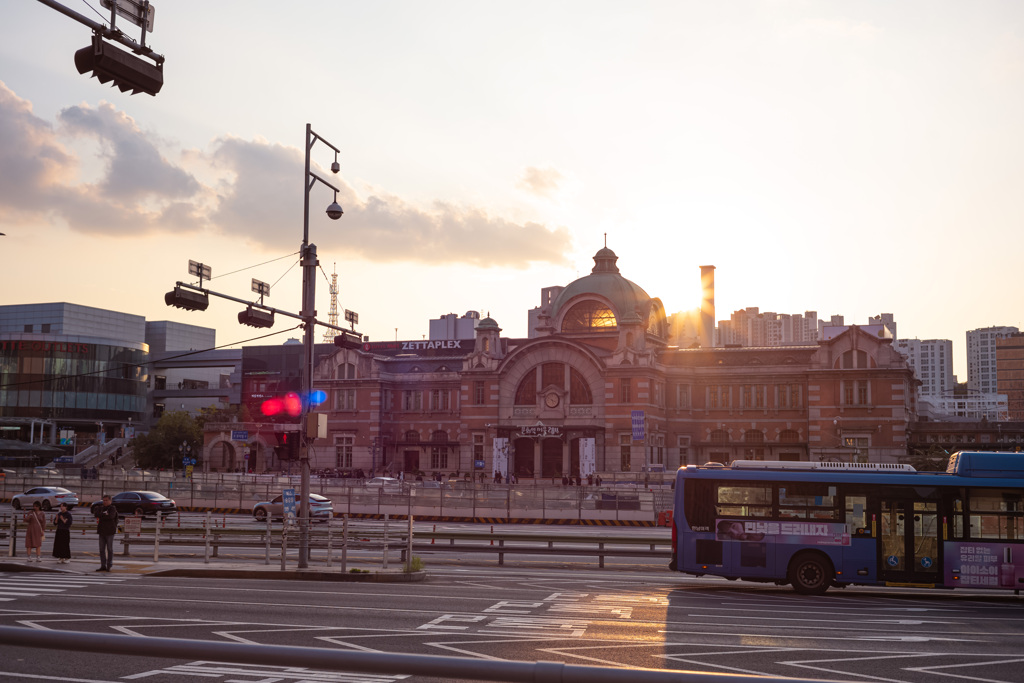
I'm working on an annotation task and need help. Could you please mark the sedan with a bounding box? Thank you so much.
[90,491,177,517]
[253,493,333,522]
[12,487,79,511]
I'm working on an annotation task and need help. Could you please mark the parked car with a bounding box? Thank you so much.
[32,467,60,475]
[365,477,401,489]
[12,486,79,511]
[90,491,177,517]
[419,480,452,490]
[252,493,333,522]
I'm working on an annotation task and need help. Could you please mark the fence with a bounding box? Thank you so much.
[1,472,677,523]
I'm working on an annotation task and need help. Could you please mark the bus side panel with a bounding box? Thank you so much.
[838,538,878,585]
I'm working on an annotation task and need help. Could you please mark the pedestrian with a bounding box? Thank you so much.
[23,501,46,562]
[52,502,73,563]
[95,494,119,572]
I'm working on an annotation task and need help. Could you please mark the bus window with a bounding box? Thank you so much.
[969,489,1024,540]
[716,484,772,518]
[779,483,837,520]
[845,494,869,536]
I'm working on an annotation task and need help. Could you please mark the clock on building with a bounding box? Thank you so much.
[545,393,560,408]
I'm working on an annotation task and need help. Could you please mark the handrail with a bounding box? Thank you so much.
[0,626,846,683]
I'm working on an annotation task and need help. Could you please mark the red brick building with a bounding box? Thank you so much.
[307,248,919,479]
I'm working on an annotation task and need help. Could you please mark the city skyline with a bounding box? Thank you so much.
[2,2,1023,381]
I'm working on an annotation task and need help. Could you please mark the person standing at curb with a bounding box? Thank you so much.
[95,494,118,572]
[52,502,73,564]
[23,501,45,562]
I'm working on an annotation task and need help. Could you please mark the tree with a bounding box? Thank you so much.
[132,411,202,470]
[907,444,950,472]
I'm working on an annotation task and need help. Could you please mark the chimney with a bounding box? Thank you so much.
[699,265,716,348]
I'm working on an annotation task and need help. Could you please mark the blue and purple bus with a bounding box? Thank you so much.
[670,451,1024,594]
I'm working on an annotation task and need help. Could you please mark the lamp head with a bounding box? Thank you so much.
[326,201,344,220]
[331,161,340,174]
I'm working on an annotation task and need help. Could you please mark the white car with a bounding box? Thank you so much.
[365,477,401,489]
[12,486,79,511]
[253,493,333,522]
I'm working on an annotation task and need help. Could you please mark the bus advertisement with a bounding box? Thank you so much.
[670,451,1024,594]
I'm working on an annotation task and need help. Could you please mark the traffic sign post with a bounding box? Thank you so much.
[282,488,297,525]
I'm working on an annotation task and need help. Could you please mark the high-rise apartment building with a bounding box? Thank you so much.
[869,313,897,339]
[894,338,953,397]
[966,326,1019,394]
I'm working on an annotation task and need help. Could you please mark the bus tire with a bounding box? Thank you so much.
[788,552,833,595]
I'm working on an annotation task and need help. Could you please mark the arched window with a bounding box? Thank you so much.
[514,368,537,405]
[743,430,764,443]
[404,430,419,442]
[431,430,447,442]
[779,429,801,443]
[709,429,730,444]
[569,368,592,405]
[836,350,874,369]
[561,300,616,332]
[336,362,356,379]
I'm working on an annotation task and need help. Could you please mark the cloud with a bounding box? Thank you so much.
[0,81,206,235]
[517,166,564,198]
[205,136,573,266]
[0,83,572,267]
[0,81,75,220]
[58,102,200,202]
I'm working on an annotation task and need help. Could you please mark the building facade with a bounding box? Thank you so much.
[997,333,1024,421]
[967,325,1019,395]
[293,248,919,479]
[894,338,954,397]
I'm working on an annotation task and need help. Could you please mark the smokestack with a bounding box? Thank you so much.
[699,265,715,348]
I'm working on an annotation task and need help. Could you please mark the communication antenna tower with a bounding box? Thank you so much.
[322,264,340,342]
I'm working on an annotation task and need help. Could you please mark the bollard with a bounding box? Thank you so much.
[264,515,271,565]
[154,511,161,562]
[383,513,389,570]
[431,524,435,545]
[340,515,348,573]
[490,525,494,546]
[204,511,211,564]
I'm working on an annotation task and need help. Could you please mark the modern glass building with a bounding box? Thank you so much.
[0,303,149,445]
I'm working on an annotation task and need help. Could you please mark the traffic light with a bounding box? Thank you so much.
[74,36,164,96]
[164,286,209,311]
[238,306,274,328]
[334,331,363,349]
[275,431,300,461]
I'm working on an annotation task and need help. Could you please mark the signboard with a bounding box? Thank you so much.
[231,430,249,441]
[123,517,142,536]
[580,438,596,477]
[185,465,194,479]
[55,456,74,463]
[631,410,645,441]
[282,488,296,520]
[518,425,561,438]
[360,339,471,356]
[474,459,485,469]
[492,438,509,478]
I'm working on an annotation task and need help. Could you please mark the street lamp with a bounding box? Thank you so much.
[298,123,344,568]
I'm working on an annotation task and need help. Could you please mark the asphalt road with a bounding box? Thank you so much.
[2,563,1023,683]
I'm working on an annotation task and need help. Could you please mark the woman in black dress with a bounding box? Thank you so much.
[52,502,73,563]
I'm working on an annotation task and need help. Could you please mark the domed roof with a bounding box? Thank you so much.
[550,247,652,323]
[476,316,500,330]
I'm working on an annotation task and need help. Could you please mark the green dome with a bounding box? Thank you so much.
[550,247,651,324]
[477,316,501,330]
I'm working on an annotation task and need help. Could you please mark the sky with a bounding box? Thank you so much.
[1,1,1023,381]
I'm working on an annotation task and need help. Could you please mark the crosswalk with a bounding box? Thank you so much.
[0,572,137,601]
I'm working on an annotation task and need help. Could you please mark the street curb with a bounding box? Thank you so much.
[148,568,428,582]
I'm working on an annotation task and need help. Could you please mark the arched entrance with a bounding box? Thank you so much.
[541,438,563,478]
[513,438,534,478]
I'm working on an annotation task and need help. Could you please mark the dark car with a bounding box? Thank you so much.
[91,491,177,517]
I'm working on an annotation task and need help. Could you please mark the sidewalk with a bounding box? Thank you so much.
[0,554,426,583]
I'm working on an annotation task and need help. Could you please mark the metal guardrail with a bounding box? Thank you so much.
[0,626,846,683]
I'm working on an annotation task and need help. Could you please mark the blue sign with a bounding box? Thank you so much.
[282,488,296,519]
[887,555,900,567]
[921,557,933,568]
[474,459,485,469]
[231,430,249,441]
[631,410,645,441]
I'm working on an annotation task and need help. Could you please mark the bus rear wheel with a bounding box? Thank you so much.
[788,552,833,595]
